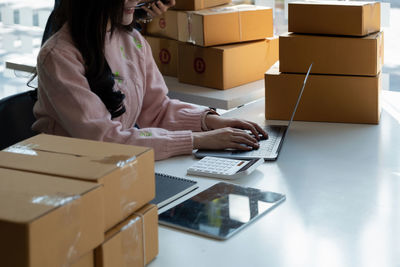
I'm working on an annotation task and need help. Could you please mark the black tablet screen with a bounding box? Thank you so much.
[159,182,285,240]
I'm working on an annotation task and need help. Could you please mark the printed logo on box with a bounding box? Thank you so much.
[159,49,171,64]
[159,18,166,29]
[194,58,206,74]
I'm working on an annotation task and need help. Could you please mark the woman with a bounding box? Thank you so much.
[33,0,267,160]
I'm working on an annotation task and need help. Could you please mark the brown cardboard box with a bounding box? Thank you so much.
[72,252,95,267]
[146,35,179,77]
[145,10,179,40]
[95,204,158,267]
[265,69,381,124]
[178,4,273,46]
[178,37,278,89]
[0,168,103,267]
[288,1,380,36]
[174,0,231,10]
[0,134,155,231]
[279,31,384,76]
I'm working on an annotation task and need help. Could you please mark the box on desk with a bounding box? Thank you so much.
[0,168,103,267]
[173,0,231,10]
[145,10,179,40]
[145,35,178,77]
[288,1,380,36]
[178,4,273,46]
[0,134,155,231]
[178,37,278,89]
[279,31,384,76]
[95,204,158,267]
[265,69,381,124]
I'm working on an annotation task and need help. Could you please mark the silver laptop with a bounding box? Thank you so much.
[194,63,313,161]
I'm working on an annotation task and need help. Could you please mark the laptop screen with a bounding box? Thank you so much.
[287,63,313,128]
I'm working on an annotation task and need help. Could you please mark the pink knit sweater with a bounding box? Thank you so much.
[33,24,208,160]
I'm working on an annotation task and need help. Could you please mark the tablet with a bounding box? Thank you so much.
[158,182,286,240]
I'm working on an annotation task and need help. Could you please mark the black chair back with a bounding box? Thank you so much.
[0,90,38,150]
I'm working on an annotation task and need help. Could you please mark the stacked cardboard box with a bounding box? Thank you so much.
[0,168,103,267]
[265,1,382,124]
[0,134,158,267]
[145,0,278,90]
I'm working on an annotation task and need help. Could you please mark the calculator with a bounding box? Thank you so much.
[187,156,264,179]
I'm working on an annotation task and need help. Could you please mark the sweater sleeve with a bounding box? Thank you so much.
[136,33,209,132]
[36,45,195,160]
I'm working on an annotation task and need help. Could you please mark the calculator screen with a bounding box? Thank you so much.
[159,182,285,240]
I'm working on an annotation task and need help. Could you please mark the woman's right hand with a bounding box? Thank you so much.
[193,128,260,151]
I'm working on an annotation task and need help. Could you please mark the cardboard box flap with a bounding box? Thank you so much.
[0,149,140,181]
[192,4,272,15]
[0,168,100,223]
[0,134,151,181]
[16,134,150,158]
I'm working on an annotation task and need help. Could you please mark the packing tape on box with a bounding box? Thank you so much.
[187,12,194,44]
[4,144,39,155]
[117,156,141,217]
[31,193,82,266]
[121,213,146,267]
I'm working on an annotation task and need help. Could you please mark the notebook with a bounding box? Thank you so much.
[150,173,198,208]
[194,63,313,161]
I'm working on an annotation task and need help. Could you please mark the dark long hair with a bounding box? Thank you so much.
[51,0,135,118]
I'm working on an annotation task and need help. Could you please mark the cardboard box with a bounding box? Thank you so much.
[72,252,94,267]
[178,37,278,89]
[178,4,273,46]
[146,35,179,77]
[265,69,381,124]
[173,0,231,10]
[145,10,179,40]
[288,1,380,36]
[0,134,155,231]
[279,31,384,76]
[95,204,158,267]
[0,168,103,267]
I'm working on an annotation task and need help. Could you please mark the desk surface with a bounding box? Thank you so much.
[164,76,265,110]
[151,92,400,267]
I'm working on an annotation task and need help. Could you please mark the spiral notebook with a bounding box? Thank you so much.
[150,173,198,208]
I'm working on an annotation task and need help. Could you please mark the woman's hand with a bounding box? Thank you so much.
[142,0,176,18]
[193,128,260,151]
[204,114,268,141]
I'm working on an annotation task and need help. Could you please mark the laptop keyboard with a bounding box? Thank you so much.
[232,126,283,156]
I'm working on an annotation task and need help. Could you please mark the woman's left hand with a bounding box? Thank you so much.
[142,0,176,18]
[204,114,268,141]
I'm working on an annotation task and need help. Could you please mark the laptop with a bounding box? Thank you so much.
[194,63,313,161]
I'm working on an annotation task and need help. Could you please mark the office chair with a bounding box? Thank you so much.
[0,90,38,150]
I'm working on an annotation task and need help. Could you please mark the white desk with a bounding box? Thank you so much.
[164,76,265,110]
[4,60,265,110]
[151,91,400,267]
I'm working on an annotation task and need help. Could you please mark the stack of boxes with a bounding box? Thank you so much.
[0,134,158,267]
[145,0,279,89]
[265,1,382,124]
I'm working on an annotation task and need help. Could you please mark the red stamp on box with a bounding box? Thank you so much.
[194,58,206,74]
[159,18,166,29]
[159,49,171,64]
